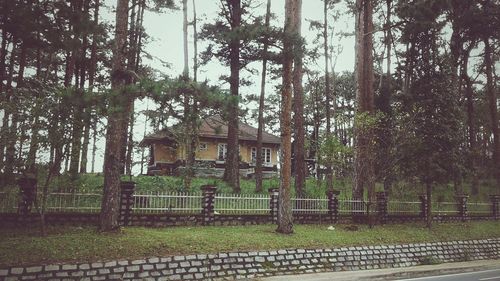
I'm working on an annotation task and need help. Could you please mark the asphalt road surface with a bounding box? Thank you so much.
[399,268,500,281]
[258,260,500,281]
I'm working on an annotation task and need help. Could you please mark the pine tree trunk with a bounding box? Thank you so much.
[5,42,26,183]
[81,0,100,174]
[293,0,305,197]
[426,181,432,229]
[460,45,478,195]
[381,0,392,194]
[483,37,500,188]
[80,109,91,173]
[323,0,334,191]
[91,114,98,174]
[353,0,375,202]
[69,95,84,178]
[223,0,241,193]
[255,0,271,193]
[276,0,297,235]
[182,0,194,190]
[192,0,198,82]
[0,35,14,173]
[100,0,130,232]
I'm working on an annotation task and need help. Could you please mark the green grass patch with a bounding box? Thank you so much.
[0,221,499,267]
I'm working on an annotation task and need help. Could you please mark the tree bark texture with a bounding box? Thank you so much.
[353,0,375,202]
[100,0,129,232]
[192,0,198,82]
[5,42,26,182]
[323,0,334,190]
[256,0,271,193]
[483,37,500,188]
[223,0,241,193]
[292,0,305,198]
[380,0,393,194]
[277,0,298,235]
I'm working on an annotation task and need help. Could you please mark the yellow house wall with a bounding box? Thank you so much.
[153,139,279,166]
[153,143,177,163]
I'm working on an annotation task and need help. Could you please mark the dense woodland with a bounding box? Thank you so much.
[0,0,498,232]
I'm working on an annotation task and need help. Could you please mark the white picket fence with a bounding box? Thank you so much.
[0,190,494,216]
[292,196,329,213]
[388,201,421,215]
[214,193,270,214]
[0,192,18,213]
[468,201,492,215]
[132,191,203,213]
[338,198,366,214]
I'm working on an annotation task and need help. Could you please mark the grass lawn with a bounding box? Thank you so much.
[1,221,499,267]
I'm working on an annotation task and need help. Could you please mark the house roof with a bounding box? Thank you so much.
[140,115,281,146]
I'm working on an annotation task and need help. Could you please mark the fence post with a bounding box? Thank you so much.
[490,195,500,220]
[201,185,217,225]
[376,192,388,224]
[119,181,136,226]
[327,189,340,223]
[419,194,428,221]
[17,176,37,215]
[269,188,279,223]
[455,194,469,222]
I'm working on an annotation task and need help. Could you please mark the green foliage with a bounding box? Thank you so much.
[395,1,466,187]
[319,135,352,178]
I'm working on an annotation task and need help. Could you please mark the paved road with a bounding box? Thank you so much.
[257,260,500,281]
[399,268,500,281]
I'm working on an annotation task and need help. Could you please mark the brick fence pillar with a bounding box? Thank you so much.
[490,195,500,220]
[201,185,217,225]
[119,181,136,226]
[376,192,388,224]
[17,176,37,215]
[269,188,279,223]
[419,194,428,221]
[327,189,340,223]
[455,194,469,222]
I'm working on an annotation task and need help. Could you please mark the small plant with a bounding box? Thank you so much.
[344,225,359,231]
[261,261,275,270]
[458,250,473,262]
[420,255,442,265]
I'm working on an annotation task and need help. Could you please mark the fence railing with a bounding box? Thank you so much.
[338,198,366,214]
[0,191,18,213]
[0,189,496,218]
[133,191,203,214]
[433,202,459,215]
[468,201,492,215]
[214,193,270,214]
[42,192,102,213]
[292,196,328,214]
[388,201,421,215]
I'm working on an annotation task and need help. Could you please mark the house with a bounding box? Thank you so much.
[140,115,280,178]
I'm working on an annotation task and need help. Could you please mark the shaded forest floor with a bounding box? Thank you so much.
[1,222,499,267]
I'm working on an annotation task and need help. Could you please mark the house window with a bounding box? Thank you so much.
[217,143,227,161]
[251,147,272,164]
[263,148,272,164]
[199,143,208,151]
